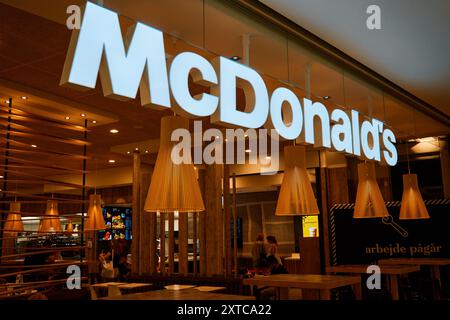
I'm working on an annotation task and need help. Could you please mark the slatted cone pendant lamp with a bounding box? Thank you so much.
[85,194,106,230]
[275,145,319,216]
[39,199,61,232]
[144,116,205,213]
[4,202,23,232]
[399,174,429,219]
[353,162,389,218]
[66,219,74,233]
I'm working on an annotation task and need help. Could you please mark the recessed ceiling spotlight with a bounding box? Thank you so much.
[323,96,331,100]
[231,56,241,61]
[31,144,37,148]
[127,151,131,155]
[65,116,70,120]
[80,113,86,117]
[135,147,139,151]
[92,120,97,124]
[145,150,149,154]
[21,96,28,100]
[108,159,116,163]
[109,129,119,134]
[0,175,3,179]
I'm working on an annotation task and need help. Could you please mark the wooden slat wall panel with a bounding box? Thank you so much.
[198,170,206,275]
[192,212,198,275]
[159,212,166,275]
[178,213,188,274]
[204,164,223,276]
[223,164,231,275]
[139,172,152,275]
[168,212,175,274]
[131,152,140,275]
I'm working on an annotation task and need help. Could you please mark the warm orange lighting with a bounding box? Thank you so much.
[109,129,119,134]
[85,194,106,230]
[353,162,389,218]
[399,174,429,219]
[4,202,23,232]
[275,145,319,216]
[144,116,204,213]
[38,200,61,232]
[108,159,116,163]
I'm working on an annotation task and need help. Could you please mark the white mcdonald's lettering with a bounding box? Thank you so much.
[60,2,398,166]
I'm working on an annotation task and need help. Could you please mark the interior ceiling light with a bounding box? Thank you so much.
[127,151,131,155]
[4,202,24,233]
[108,159,115,163]
[39,200,61,233]
[353,162,389,218]
[21,96,28,100]
[65,116,70,120]
[80,113,86,117]
[245,149,251,153]
[399,174,430,220]
[275,145,319,216]
[144,116,204,213]
[231,56,241,61]
[92,120,97,124]
[109,129,119,134]
[85,194,106,230]
[31,144,37,148]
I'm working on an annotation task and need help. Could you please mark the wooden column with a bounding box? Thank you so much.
[159,212,166,275]
[204,164,224,276]
[232,173,238,276]
[168,212,175,274]
[179,213,188,274]
[223,164,231,275]
[192,212,198,274]
[131,151,141,275]
[140,171,154,275]
[198,169,207,275]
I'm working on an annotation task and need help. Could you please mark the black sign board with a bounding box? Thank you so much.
[329,199,450,265]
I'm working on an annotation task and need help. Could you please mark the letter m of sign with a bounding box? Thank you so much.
[60,2,171,109]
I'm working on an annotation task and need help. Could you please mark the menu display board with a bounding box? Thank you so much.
[98,206,132,241]
[329,199,450,265]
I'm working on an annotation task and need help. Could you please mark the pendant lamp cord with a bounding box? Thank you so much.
[406,141,411,175]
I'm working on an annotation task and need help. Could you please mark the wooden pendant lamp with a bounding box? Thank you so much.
[353,162,389,218]
[399,174,429,219]
[4,202,24,232]
[85,194,106,230]
[275,145,319,216]
[144,116,205,213]
[38,199,61,232]
[66,219,74,233]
